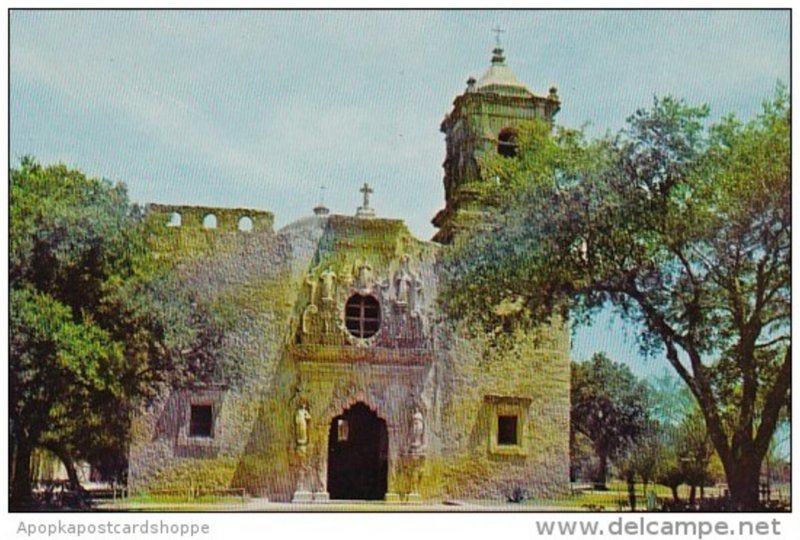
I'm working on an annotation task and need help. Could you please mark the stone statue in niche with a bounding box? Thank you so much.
[291,385,315,500]
[410,406,425,454]
[395,269,412,306]
[295,402,311,449]
[301,304,318,335]
[355,260,373,291]
[304,271,318,303]
[394,256,421,308]
[319,268,337,303]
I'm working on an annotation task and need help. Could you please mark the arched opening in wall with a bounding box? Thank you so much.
[202,214,217,229]
[166,212,182,227]
[327,402,388,500]
[238,216,253,232]
[497,128,518,158]
[345,294,381,338]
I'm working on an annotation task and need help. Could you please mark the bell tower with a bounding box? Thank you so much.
[432,42,561,244]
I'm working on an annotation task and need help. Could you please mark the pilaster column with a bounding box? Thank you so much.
[384,425,401,502]
[313,440,330,503]
[291,445,313,503]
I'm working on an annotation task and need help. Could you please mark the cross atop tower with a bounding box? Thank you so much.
[360,182,374,208]
[356,182,376,218]
[492,26,505,48]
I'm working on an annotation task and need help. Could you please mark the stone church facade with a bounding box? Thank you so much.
[128,46,570,503]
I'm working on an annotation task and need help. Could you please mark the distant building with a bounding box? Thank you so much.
[128,46,569,503]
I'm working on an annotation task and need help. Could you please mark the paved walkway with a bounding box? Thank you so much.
[97,498,572,512]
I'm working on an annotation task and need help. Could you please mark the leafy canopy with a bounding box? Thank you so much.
[10,158,223,497]
[571,353,650,460]
[441,89,790,509]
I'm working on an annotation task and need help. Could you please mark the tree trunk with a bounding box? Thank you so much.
[593,451,608,490]
[626,472,636,511]
[11,441,33,509]
[725,462,761,511]
[10,438,17,498]
[60,451,84,493]
[670,485,680,502]
[44,443,86,494]
[689,484,697,506]
[698,348,789,511]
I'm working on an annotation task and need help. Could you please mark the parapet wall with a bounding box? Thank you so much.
[147,203,274,234]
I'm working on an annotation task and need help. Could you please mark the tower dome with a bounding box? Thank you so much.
[474,47,533,97]
[431,43,561,244]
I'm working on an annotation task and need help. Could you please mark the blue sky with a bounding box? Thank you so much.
[10,10,789,379]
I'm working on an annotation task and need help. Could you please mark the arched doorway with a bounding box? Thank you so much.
[327,402,388,500]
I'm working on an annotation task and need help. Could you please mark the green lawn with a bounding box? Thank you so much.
[125,493,247,505]
[115,482,775,512]
[527,482,716,511]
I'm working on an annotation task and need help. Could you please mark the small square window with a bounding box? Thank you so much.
[486,395,530,456]
[189,405,213,438]
[497,415,518,446]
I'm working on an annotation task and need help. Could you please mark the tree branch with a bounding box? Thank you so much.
[754,335,791,349]
[753,346,791,459]
[622,281,733,464]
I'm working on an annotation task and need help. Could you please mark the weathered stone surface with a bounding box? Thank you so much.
[129,211,570,502]
[432,47,560,245]
[128,47,570,504]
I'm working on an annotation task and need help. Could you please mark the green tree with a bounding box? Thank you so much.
[441,91,790,510]
[569,430,597,483]
[674,411,718,505]
[571,353,650,490]
[10,287,123,502]
[9,159,222,507]
[649,373,726,506]
[655,445,685,503]
[614,419,663,502]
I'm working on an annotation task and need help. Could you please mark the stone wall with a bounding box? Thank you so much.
[429,322,571,500]
[128,208,570,503]
[128,210,326,497]
[148,203,273,234]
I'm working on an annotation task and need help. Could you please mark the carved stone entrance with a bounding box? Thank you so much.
[327,402,388,500]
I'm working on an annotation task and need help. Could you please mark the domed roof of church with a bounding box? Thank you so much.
[474,47,533,97]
